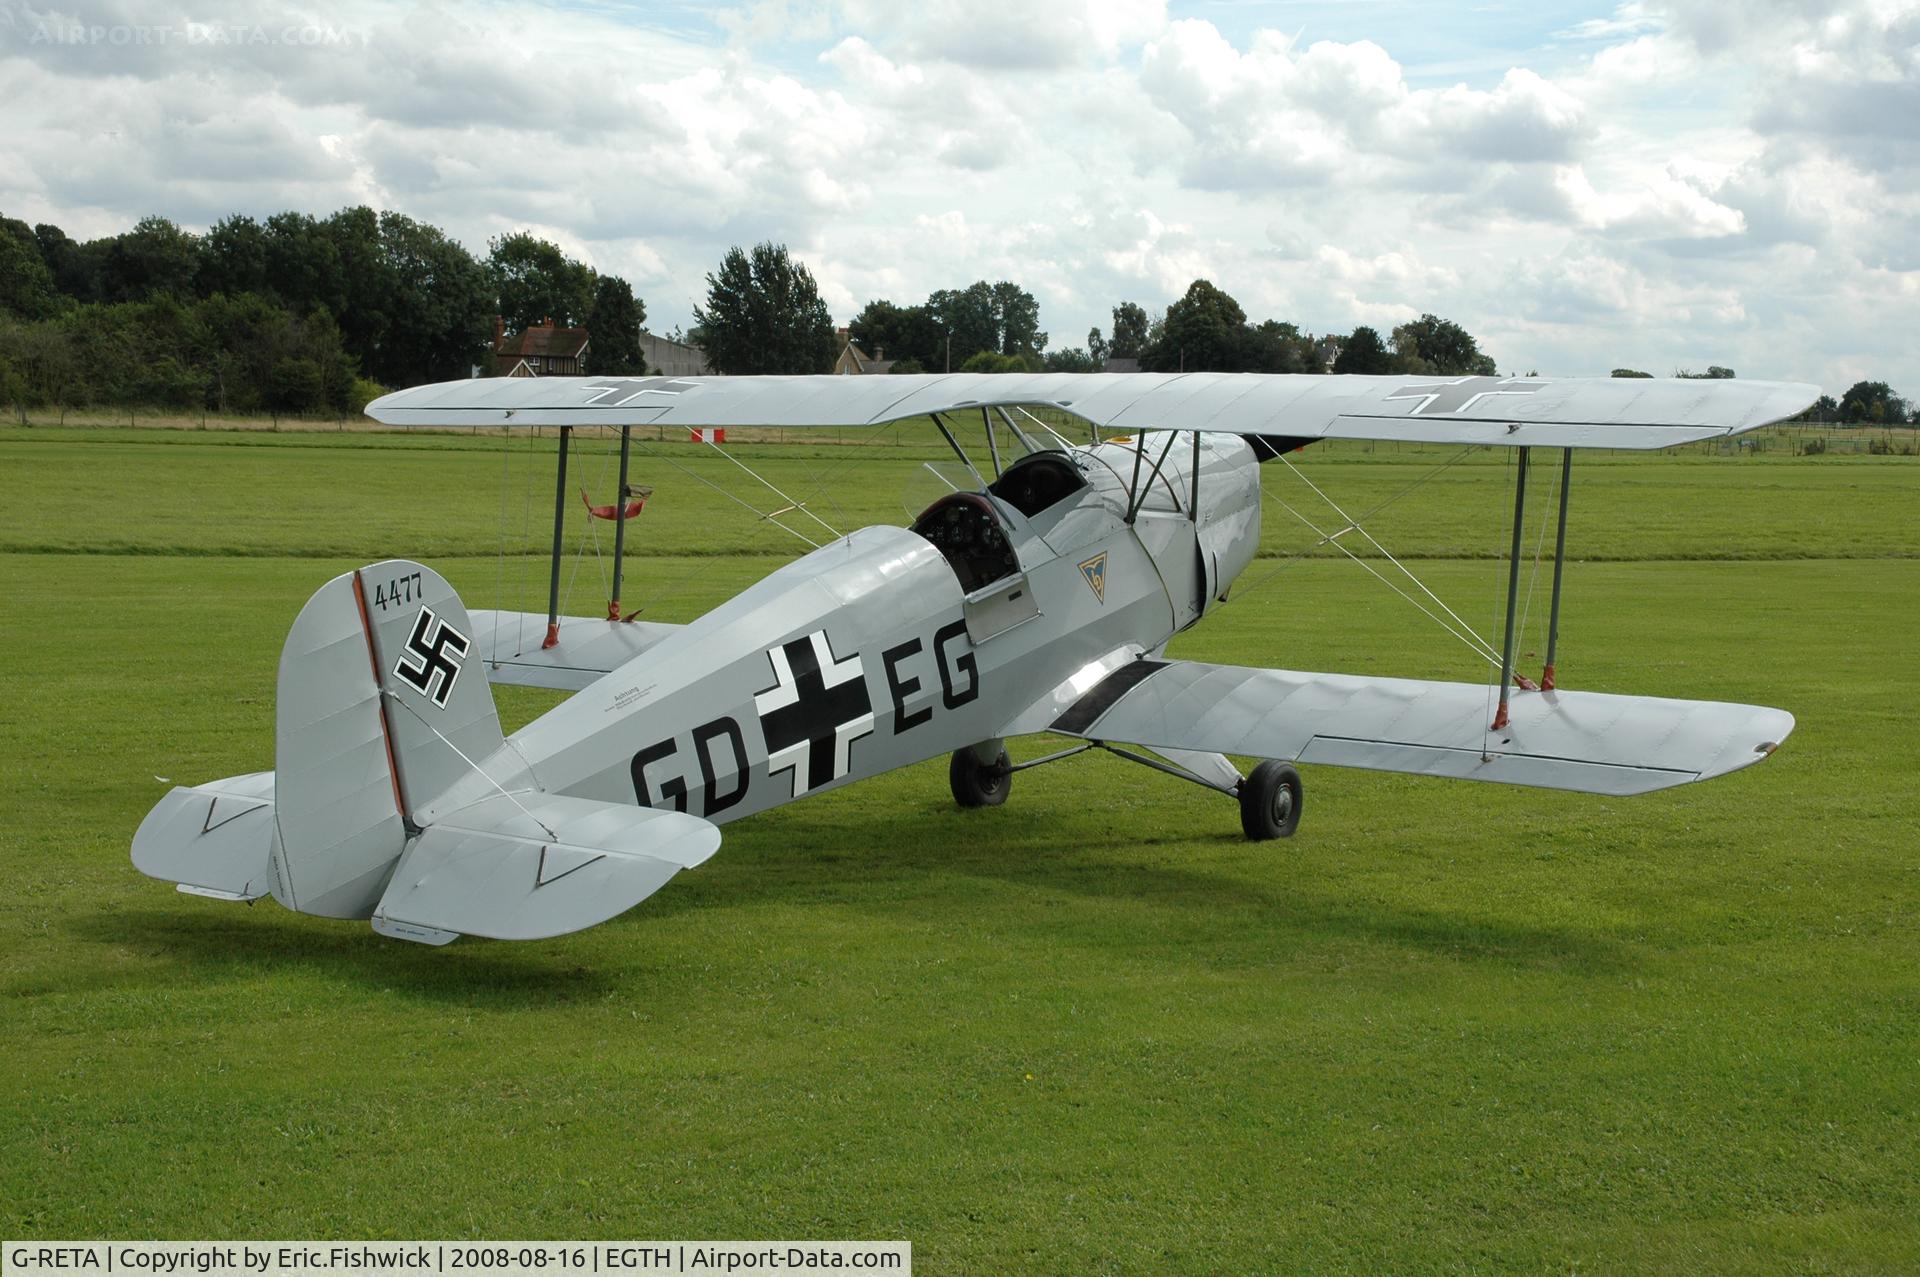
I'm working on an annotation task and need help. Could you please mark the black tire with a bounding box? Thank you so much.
[1239,761,1303,840]
[949,747,1012,808]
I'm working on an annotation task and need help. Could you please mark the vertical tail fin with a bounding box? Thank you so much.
[271,560,506,918]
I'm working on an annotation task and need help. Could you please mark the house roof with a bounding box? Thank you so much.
[498,322,589,360]
[1102,357,1141,374]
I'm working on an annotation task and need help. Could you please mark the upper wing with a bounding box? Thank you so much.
[366,372,1818,451]
[1050,658,1792,797]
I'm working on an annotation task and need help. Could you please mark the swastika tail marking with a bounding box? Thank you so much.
[392,606,470,709]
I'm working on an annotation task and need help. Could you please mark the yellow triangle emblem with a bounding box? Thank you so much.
[1078,552,1108,604]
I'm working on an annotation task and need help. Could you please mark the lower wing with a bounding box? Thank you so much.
[1050,659,1791,797]
[466,609,682,691]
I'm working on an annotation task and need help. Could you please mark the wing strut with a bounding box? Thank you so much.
[1493,447,1533,730]
[543,425,571,649]
[609,425,634,621]
[1542,447,1573,691]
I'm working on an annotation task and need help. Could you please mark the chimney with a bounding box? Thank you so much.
[491,315,503,350]
[874,345,884,360]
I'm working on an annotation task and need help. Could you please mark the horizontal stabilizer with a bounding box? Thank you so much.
[373,793,721,942]
[1053,660,1793,796]
[131,772,278,900]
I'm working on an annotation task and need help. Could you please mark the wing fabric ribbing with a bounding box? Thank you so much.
[1050,659,1792,797]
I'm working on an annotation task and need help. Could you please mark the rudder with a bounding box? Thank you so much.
[272,560,509,918]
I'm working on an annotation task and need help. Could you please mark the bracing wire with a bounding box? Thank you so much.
[635,441,824,550]
[1221,444,1480,610]
[702,438,843,542]
[1275,452,1500,661]
[1261,485,1504,669]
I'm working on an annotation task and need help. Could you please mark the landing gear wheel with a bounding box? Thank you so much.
[949,747,1012,808]
[1239,761,1302,840]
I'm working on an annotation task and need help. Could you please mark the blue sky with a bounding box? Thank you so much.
[2,0,1914,392]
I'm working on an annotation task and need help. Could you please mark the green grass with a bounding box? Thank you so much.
[1,425,1916,1273]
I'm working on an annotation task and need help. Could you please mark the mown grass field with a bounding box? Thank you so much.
[1,422,1916,1274]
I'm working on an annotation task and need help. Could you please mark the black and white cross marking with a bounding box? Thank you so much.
[392,606,470,709]
[1385,376,1544,416]
[580,378,700,407]
[753,630,875,799]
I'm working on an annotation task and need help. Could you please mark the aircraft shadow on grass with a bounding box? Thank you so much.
[58,908,619,1006]
[608,799,1638,977]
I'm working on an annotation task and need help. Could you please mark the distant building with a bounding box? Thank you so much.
[1314,337,1343,372]
[833,327,895,375]
[493,316,589,376]
[639,330,713,377]
[1101,357,1141,374]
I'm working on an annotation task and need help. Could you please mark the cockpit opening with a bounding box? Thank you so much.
[987,450,1088,518]
[910,493,1021,595]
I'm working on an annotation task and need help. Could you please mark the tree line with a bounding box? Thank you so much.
[6,210,1909,425]
[0,210,647,415]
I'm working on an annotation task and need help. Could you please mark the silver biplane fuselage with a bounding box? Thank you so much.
[451,434,1260,826]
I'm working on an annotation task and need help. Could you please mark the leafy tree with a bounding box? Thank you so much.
[33,223,95,300]
[1838,380,1906,423]
[926,282,999,368]
[488,231,596,332]
[1109,302,1149,360]
[196,215,270,298]
[1,218,61,318]
[1086,327,1108,363]
[322,206,397,372]
[695,242,837,375]
[1139,280,1249,372]
[261,211,345,316]
[1242,318,1312,373]
[886,358,925,375]
[1333,325,1391,374]
[850,299,944,370]
[1610,368,1653,378]
[1044,347,1102,373]
[98,216,199,302]
[1389,313,1496,376]
[989,280,1046,356]
[583,275,647,375]
[959,350,1035,373]
[372,211,492,386]
[1676,365,1736,379]
[1797,393,1840,422]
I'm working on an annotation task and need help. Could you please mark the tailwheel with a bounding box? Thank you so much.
[949,746,1012,808]
[1238,760,1302,840]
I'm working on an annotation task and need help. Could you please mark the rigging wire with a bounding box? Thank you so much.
[1220,444,1480,619]
[1274,451,1500,661]
[701,437,844,542]
[1261,484,1503,669]
[634,440,824,550]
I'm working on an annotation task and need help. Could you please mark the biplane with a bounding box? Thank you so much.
[132,372,1816,945]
